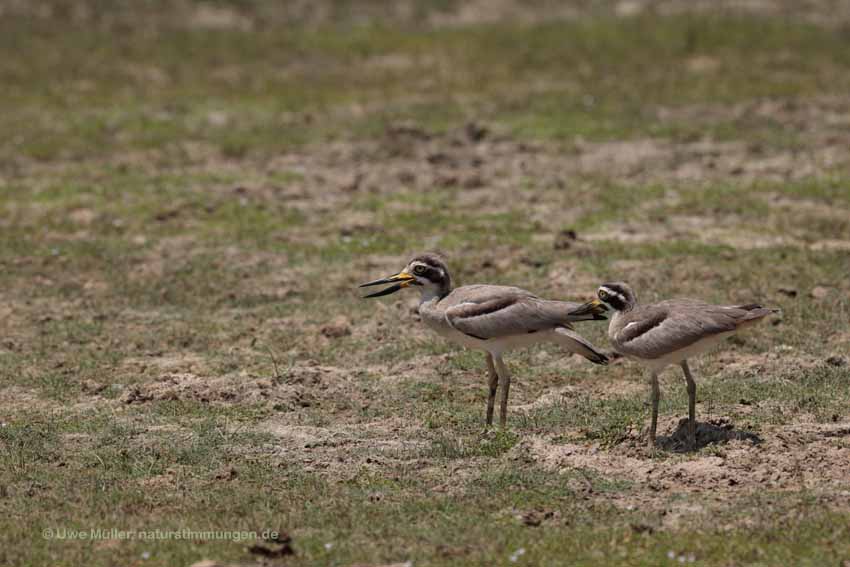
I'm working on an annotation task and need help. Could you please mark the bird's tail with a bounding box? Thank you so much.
[552,327,609,365]
[566,299,609,322]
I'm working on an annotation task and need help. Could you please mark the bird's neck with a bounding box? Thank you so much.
[614,297,637,313]
[419,283,451,305]
[609,304,636,330]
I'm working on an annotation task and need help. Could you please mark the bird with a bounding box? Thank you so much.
[360,252,609,427]
[596,281,777,449]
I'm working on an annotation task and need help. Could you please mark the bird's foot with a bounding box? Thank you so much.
[644,442,661,457]
[642,428,659,454]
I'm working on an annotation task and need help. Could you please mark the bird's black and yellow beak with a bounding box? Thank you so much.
[359,270,416,298]
[568,299,609,320]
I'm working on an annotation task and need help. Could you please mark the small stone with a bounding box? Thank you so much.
[320,317,351,338]
[810,286,831,299]
[776,286,797,297]
[465,121,488,142]
[69,208,97,225]
[554,229,579,250]
[341,173,364,193]
[82,380,107,395]
[247,533,294,558]
[462,175,485,189]
[398,171,416,184]
[214,467,238,481]
[121,387,151,404]
[207,111,229,126]
[826,355,847,367]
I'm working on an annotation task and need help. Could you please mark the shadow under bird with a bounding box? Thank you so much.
[360,253,609,427]
[597,282,778,450]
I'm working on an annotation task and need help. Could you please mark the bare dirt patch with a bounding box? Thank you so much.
[513,418,850,508]
[219,106,850,257]
[259,417,428,475]
[111,359,388,418]
[584,192,850,250]
[0,386,64,414]
[14,96,850,250]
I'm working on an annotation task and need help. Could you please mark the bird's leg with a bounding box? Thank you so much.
[681,360,697,450]
[485,353,499,427]
[649,373,660,448]
[494,356,511,428]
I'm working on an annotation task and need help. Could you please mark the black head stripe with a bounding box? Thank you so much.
[408,261,442,284]
[411,253,447,270]
[599,284,628,311]
[608,294,627,311]
[410,253,450,283]
[422,266,445,284]
[599,282,635,311]
[408,253,452,298]
[604,293,626,311]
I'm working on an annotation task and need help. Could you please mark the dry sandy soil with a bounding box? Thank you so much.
[2,2,850,566]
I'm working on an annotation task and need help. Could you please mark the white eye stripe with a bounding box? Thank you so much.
[599,287,626,304]
[412,263,445,276]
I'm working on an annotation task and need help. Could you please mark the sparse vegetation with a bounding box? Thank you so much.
[1,1,849,566]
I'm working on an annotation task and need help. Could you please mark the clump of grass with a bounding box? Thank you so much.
[425,429,519,459]
[0,419,60,477]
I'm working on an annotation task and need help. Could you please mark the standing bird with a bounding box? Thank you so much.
[360,253,609,427]
[597,282,777,449]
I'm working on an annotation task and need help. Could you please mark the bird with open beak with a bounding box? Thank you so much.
[361,252,608,427]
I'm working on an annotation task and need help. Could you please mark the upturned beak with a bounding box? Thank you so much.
[359,270,416,298]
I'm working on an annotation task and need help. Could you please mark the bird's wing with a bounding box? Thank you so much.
[612,300,744,359]
[438,284,536,307]
[444,293,563,340]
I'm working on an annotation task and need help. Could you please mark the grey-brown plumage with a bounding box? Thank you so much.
[598,282,777,449]
[361,253,609,427]
[441,285,597,340]
[610,300,775,362]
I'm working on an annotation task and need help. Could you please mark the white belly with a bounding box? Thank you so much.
[424,318,551,356]
[637,331,735,374]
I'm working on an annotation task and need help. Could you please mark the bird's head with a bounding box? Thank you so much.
[360,253,451,300]
[597,282,637,312]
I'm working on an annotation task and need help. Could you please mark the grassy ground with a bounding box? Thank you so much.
[2,1,850,565]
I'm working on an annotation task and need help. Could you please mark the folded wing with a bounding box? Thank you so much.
[443,286,582,340]
[613,301,769,359]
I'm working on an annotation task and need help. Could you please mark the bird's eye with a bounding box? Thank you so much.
[413,265,426,275]
[599,290,608,300]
